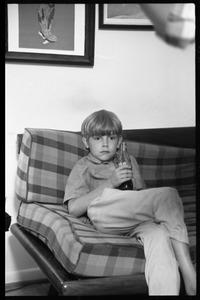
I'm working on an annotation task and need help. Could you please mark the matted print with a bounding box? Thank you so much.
[5,3,95,66]
[99,4,153,30]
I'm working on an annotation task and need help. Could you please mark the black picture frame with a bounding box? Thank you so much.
[5,3,95,66]
[99,4,154,31]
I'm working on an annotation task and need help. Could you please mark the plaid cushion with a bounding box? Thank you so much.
[125,140,196,239]
[16,128,87,204]
[17,202,145,277]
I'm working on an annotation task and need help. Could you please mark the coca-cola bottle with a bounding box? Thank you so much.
[118,142,133,190]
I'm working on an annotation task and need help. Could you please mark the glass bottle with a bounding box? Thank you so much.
[118,142,133,190]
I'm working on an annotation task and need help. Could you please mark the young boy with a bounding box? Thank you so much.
[63,109,196,295]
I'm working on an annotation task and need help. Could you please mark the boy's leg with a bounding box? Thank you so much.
[131,222,180,295]
[88,187,188,242]
[171,239,196,295]
[88,187,195,295]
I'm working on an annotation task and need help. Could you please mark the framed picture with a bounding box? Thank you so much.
[5,3,95,66]
[99,4,154,30]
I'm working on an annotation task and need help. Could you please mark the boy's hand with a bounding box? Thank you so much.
[108,164,133,188]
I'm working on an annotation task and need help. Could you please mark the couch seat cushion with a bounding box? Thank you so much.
[17,202,146,277]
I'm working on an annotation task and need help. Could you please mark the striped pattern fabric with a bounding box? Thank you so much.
[16,128,196,277]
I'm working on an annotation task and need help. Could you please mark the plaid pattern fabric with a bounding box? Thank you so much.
[16,128,87,204]
[125,140,196,239]
[17,202,145,277]
[15,128,196,276]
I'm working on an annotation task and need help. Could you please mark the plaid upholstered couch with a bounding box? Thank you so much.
[11,128,196,296]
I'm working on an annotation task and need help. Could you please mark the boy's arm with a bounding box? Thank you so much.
[68,180,113,217]
[66,164,133,218]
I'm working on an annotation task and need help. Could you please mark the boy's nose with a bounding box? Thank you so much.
[102,137,108,147]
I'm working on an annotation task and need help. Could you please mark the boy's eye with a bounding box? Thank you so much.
[93,136,101,141]
[92,135,117,141]
[109,135,117,140]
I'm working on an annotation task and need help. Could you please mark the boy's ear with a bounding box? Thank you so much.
[82,137,89,149]
[117,136,123,148]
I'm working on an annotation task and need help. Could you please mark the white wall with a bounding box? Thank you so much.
[5,5,195,283]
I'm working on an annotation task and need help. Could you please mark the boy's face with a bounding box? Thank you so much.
[82,135,122,162]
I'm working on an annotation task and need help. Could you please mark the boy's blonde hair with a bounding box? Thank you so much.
[81,109,122,139]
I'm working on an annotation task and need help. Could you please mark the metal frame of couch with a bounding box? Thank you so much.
[11,127,195,296]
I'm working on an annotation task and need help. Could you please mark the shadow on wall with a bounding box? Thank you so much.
[7,234,42,282]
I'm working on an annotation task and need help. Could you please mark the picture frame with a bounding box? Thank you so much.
[99,4,154,30]
[5,3,95,66]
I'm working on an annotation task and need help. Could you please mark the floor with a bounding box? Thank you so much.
[5,282,187,297]
[5,282,147,297]
[5,281,51,296]
[5,283,133,297]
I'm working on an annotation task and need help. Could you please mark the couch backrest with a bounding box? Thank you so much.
[16,128,87,204]
[16,128,195,206]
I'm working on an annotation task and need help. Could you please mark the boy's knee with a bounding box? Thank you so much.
[160,187,183,207]
[147,226,169,242]
[143,227,175,257]
[139,225,169,244]
[160,186,178,196]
